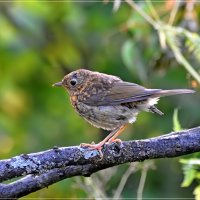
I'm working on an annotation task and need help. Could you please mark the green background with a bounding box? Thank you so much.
[0,1,199,198]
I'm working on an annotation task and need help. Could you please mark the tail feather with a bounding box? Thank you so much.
[149,106,164,115]
[152,89,195,98]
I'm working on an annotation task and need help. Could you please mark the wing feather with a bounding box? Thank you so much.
[83,81,161,106]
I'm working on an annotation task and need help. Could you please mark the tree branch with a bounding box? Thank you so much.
[0,126,200,198]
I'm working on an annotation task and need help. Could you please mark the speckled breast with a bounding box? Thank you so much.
[73,101,139,131]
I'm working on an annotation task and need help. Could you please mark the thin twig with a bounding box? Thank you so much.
[113,163,138,198]
[137,161,154,200]
[125,0,158,29]
[168,0,180,25]
[84,177,107,199]
[137,166,147,200]
[166,29,200,84]
[145,0,160,21]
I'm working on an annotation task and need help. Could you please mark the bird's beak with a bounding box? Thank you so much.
[52,81,63,87]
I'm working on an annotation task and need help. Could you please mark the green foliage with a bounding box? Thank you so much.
[164,25,200,84]
[194,186,200,200]
[184,31,200,63]
[180,158,200,200]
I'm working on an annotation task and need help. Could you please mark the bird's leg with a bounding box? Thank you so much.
[80,127,122,157]
[107,124,128,144]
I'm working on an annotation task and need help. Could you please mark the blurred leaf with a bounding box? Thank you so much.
[194,185,200,200]
[184,31,200,63]
[181,165,196,187]
[173,108,181,132]
[180,159,200,165]
[180,158,200,189]
[121,39,147,82]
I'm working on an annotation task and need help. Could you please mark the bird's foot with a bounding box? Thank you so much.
[80,142,104,159]
[106,138,122,144]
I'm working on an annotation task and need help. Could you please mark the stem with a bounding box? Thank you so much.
[137,166,148,200]
[166,33,200,84]
[145,0,160,21]
[137,161,154,200]
[114,163,138,199]
[125,0,158,29]
[168,0,180,25]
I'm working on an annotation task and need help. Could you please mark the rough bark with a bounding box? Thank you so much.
[0,126,200,198]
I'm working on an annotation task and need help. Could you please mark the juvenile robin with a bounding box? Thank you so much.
[53,69,195,155]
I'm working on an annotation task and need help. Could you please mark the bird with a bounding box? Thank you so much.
[53,69,195,156]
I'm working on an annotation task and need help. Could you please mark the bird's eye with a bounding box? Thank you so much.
[70,79,77,86]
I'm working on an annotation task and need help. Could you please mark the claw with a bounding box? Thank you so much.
[106,138,122,144]
[80,142,104,159]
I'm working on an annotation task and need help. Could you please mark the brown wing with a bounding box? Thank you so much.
[83,81,161,106]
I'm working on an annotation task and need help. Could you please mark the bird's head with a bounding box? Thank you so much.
[53,69,91,95]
